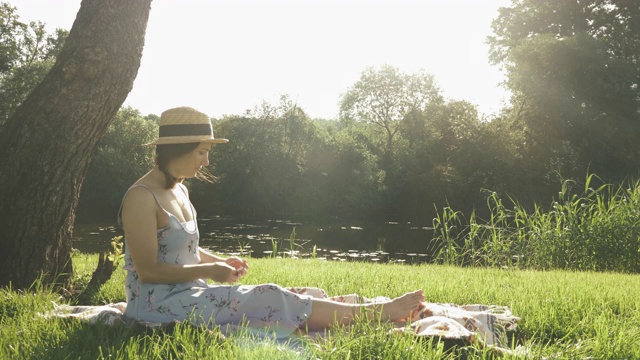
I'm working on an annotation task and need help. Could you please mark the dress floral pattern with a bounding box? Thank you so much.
[120,185,314,338]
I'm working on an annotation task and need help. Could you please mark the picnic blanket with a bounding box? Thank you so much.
[42,287,522,352]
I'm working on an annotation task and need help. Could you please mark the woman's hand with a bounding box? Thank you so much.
[225,256,248,280]
[206,261,243,283]
[225,256,248,270]
[206,257,248,283]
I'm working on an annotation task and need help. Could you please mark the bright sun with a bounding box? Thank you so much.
[15,0,511,119]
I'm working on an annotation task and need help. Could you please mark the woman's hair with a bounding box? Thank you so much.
[155,143,216,189]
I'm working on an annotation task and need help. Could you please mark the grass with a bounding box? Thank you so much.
[1,254,639,359]
[430,174,640,273]
[3,174,640,358]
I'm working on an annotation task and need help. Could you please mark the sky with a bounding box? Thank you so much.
[14,0,512,120]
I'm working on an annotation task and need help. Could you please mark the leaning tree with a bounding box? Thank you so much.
[0,0,152,289]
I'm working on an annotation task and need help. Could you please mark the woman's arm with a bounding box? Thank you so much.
[121,187,239,284]
[199,247,249,277]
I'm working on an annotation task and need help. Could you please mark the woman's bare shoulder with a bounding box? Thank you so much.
[122,185,158,210]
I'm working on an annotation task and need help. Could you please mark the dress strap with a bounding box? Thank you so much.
[176,182,197,219]
[117,184,163,228]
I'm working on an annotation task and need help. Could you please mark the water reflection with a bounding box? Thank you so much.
[73,216,436,264]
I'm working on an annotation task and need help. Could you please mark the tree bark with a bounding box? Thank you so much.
[0,0,151,289]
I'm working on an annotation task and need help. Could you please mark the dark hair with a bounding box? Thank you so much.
[155,143,216,189]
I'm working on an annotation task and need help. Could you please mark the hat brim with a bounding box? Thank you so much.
[144,136,229,146]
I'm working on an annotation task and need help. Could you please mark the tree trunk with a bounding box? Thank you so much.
[0,0,151,289]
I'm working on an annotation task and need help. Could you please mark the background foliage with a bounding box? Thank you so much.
[2,0,639,227]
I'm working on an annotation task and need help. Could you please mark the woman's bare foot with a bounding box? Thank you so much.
[363,290,424,322]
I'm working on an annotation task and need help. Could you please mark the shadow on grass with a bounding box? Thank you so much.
[31,320,227,359]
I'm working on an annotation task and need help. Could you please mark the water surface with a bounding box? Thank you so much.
[73,216,437,264]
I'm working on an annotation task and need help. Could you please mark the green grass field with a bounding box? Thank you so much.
[1,254,639,359]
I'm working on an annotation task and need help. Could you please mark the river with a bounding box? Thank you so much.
[73,216,438,264]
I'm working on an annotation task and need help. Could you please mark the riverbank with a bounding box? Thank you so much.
[2,254,639,359]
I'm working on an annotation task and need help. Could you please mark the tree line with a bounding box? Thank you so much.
[1,0,639,286]
[3,1,639,225]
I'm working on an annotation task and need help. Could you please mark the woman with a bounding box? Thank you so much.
[119,106,424,338]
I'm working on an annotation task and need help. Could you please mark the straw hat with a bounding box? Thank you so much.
[146,106,229,145]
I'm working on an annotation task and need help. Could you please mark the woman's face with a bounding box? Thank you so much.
[173,142,211,178]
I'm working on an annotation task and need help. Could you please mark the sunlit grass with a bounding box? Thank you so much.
[1,255,639,359]
[4,175,640,358]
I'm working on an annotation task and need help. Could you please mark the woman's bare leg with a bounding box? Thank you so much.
[302,290,424,332]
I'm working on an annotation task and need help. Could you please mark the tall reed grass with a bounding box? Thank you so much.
[430,174,640,273]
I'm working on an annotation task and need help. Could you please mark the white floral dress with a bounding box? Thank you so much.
[119,185,314,338]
